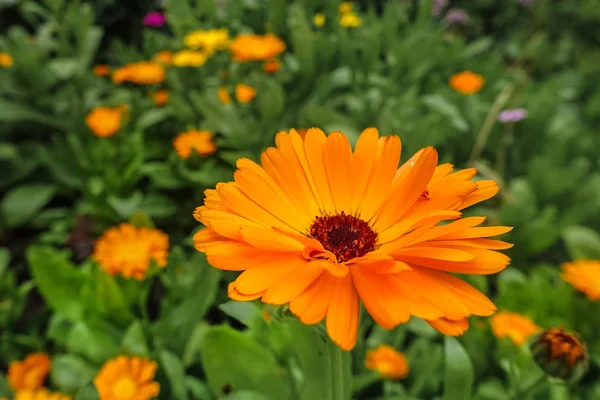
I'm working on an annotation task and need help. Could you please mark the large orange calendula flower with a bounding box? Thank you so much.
[490,311,541,346]
[561,260,600,301]
[94,356,160,400]
[13,388,71,400]
[112,61,165,85]
[230,34,285,62]
[365,345,409,379]
[8,353,51,391]
[193,128,512,350]
[173,129,217,158]
[92,223,169,280]
[449,71,485,95]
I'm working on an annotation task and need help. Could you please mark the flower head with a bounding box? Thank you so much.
[498,108,528,123]
[263,59,281,74]
[150,89,169,106]
[218,87,232,104]
[340,12,361,28]
[561,260,600,301]
[184,28,230,54]
[153,50,173,65]
[13,389,71,400]
[173,129,217,159]
[490,311,541,346]
[112,61,165,85]
[192,128,512,350]
[314,13,326,27]
[339,2,353,14]
[94,356,160,400]
[0,52,13,67]
[230,34,286,62]
[449,71,485,95]
[172,50,208,67]
[93,64,111,77]
[8,353,51,391]
[235,83,257,103]
[432,0,449,16]
[365,345,409,379]
[85,106,126,138]
[143,11,166,28]
[531,328,588,382]
[92,223,169,280]
[445,8,470,25]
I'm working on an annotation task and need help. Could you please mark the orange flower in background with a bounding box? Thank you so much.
[93,64,111,77]
[153,50,173,65]
[173,129,217,158]
[8,353,51,391]
[85,106,125,138]
[0,52,13,67]
[192,128,512,350]
[218,87,232,104]
[92,223,169,280]
[561,260,600,301]
[94,356,160,400]
[449,71,485,95]
[531,328,588,381]
[112,61,165,85]
[235,83,257,103]
[230,33,285,62]
[150,89,169,106]
[263,59,281,74]
[365,345,409,380]
[13,389,71,400]
[490,311,541,346]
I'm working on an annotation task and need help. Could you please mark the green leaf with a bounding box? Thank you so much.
[223,391,271,400]
[562,225,600,260]
[442,337,474,400]
[77,27,103,74]
[74,384,100,400]
[160,350,190,400]
[288,4,315,78]
[93,267,132,322]
[121,320,150,357]
[200,325,288,399]
[0,98,63,127]
[66,321,121,363]
[421,95,469,132]
[139,194,177,219]
[0,142,19,160]
[135,108,172,132]
[107,191,143,218]
[26,246,84,320]
[50,355,96,393]
[185,376,213,400]
[218,301,261,327]
[0,247,10,279]
[48,58,78,80]
[1,183,57,227]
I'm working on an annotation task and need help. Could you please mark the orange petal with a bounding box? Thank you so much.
[290,273,336,324]
[326,274,359,351]
[394,248,510,275]
[228,282,264,301]
[459,180,499,210]
[304,128,335,213]
[437,226,513,240]
[392,246,476,262]
[429,239,514,250]
[426,317,469,336]
[325,131,353,213]
[350,128,380,213]
[309,259,349,277]
[205,241,292,271]
[232,255,305,295]
[193,228,227,251]
[262,263,324,305]
[239,227,305,251]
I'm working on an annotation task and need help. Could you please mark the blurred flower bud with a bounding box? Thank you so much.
[530,328,588,383]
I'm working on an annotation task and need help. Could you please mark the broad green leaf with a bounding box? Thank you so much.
[0,247,10,279]
[185,376,213,400]
[50,355,96,393]
[107,191,143,218]
[288,4,315,78]
[139,193,177,219]
[1,183,57,227]
[0,142,18,160]
[121,320,150,357]
[0,98,62,127]
[0,374,11,398]
[218,301,261,327]
[422,95,469,132]
[562,225,600,260]
[77,27,103,73]
[135,108,173,132]
[442,337,474,400]
[93,267,132,322]
[74,384,100,400]
[160,350,189,400]
[66,321,121,363]
[200,325,288,399]
[223,391,271,400]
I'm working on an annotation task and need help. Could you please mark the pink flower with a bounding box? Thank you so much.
[143,11,166,28]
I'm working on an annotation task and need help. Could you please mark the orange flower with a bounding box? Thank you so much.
[92,223,169,280]
[94,356,160,400]
[0,52,13,67]
[263,59,281,74]
[153,50,173,65]
[112,61,165,85]
[235,83,256,103]
[150,89,169,106]
[192,128,512,350]
[230,34,285,62]
[365,345,409,379]
[490,311,541,346]
[531,328,588,381]
[449,71,485,95]
[173,129,217,159]
[8,353,51,391]
[218,87,232,104]
[85,106,125,138]
[561,260,600,301]
[93,64,111,77]
[13,388,71,400]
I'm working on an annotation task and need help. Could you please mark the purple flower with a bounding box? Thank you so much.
[444,8,470,25]
[498,108,528,123]
[143,11,166,28]
[432,0,449,17]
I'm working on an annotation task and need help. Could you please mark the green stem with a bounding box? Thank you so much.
[512,372,548,400]
[330,343,346,400]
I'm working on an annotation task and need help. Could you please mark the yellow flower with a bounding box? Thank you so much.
[94,356,160,400]
[14,388,71,400]
[218,87,232,104]
[112,61,165,85]
[263,59,281,74]
[85,106,125,138]
[365,345,409,380]
[150,89,169,106]
[561,260,600,301]
[8,353,51,391]
[230,34,286,62]
[172,50,208,67]
[449,71,485,95]
[93,64,111,77]
[339,2,353,14]
[0,52,13,67]
[92,223,169,280]
[489,311,541,346]
[340,12,361,28]
[153,50,173,65]
[173,129,217,159]
[184,28,230,54]
[314,13,326,27]
[235,83,256,103]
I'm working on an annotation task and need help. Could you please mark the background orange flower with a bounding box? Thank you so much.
[8,353,51,391]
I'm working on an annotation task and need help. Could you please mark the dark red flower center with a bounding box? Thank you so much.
[309,212,378,263]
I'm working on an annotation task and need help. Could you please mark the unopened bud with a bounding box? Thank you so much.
[530,328,588,383]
